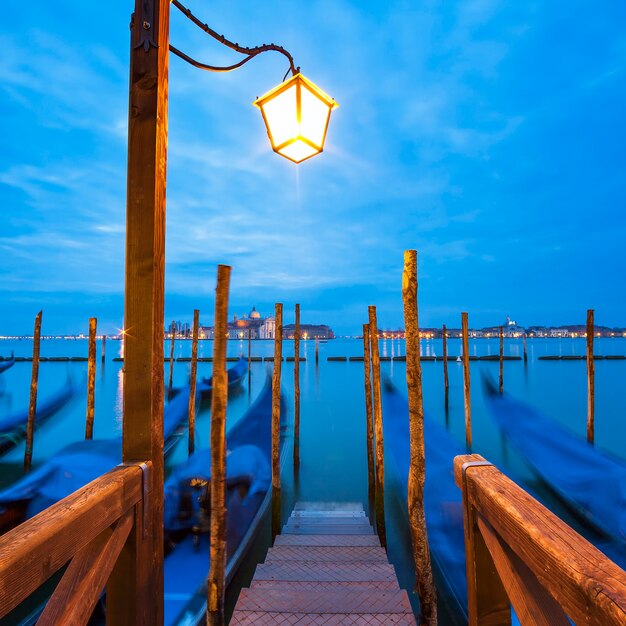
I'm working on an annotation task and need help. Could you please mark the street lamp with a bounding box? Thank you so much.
[254,73,339,163]
[169,0,338,164]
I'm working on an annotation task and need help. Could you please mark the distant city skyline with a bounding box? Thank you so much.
[2,2,625,336]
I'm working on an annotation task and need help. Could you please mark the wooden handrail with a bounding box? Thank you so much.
[0,462,151,620]
[455,454,626,626]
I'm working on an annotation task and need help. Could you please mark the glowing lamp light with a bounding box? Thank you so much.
[254,73,338,164]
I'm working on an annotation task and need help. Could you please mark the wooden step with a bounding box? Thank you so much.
[265,546,388,563]
[274,534,380,547]
[249,580,400,592]
[230,612,417,625]
[234,587,413,613]
[253,561,397,583]
[285,516,371,527]
[294,501,363,512]
[282,524,374,535]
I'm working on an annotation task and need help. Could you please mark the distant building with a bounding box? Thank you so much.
[283,324,334,340]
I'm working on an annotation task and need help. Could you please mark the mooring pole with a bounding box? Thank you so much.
[294,304,301,469]
[499,325,504,394]
[24,310,42,472]
[85,317,97,440]
[207,267,231,626]
[442,324,449,411]
[368,305,386,548]
[587,309,595,445]
[315,335,319,365]
[402,250,437,625]
[272,303,284,540]
[101,334,106,364]
[247,328,252,396]
[188,309,200,457]
[523,332,528,364]
[362,323,375,508]
[461,312,472,451]
[168,320,176,397]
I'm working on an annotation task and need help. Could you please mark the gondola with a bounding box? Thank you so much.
[0,376,76,456]
[199,356,247,399]
[0,383,196,533]
[163,373,288,625]
[482,375,626,544]
[0,353,15,374]
[381,378,468,623]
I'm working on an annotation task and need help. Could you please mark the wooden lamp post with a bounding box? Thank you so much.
[109,1,338,624]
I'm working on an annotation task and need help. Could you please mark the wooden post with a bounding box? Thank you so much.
[107,2,170,623]
[101,334,106,363]
[368,305,386,548]
[523,332,528,364]
[442,324,449,411]
[402,250,437,625]
[272,303,284,540]
[247,328,252,395]
[23,310,42,472]
[462,312,472,451]
[188,309,200,457]
[499,325,504,394]
[207,266,231,626]
[315,336,319,365]
[362,323,375,507]
[85,317,97,440]
[294,304,301,468]
[587,309,594,445]
[168,320,176,396]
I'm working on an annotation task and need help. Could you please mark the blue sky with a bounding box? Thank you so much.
[1,1,625,335]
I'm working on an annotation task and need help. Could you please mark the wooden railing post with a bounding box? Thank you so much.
[85,317,97,440]
[272,303,284,540]
[455,454,512,626]
[368,305,386,548]
[107,1,170,622]
[24,310,42,472]
[208,266,231,626]
[402,250,437,625]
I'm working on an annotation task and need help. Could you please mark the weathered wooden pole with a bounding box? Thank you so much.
[207,266,231,626]
[362,323,375,507]
[85,317,97,440]
[168,320,176,396]
[402,250,437,625]
[442,324,449,410]
[188,309,200,457]
[101,334,106,363]
[107,2,170,621]
[462,312,472,451]
[499,325,504,394]
[523,332,528,363]
[368,305,386,548]
[23,310,42,472]
[587,309,595,445]
[294,304,301,468]
[247,328,252,395]
[272,303,284,540]
[315,335,319,365]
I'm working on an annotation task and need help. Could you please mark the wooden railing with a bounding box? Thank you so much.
[0,462,151,625]
[455,454,626,626]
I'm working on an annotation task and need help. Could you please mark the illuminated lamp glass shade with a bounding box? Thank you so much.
[254,73,338,164]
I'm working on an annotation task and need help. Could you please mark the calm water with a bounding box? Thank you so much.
[1,336,625,623]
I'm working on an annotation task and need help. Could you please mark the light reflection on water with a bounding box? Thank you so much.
[1,337,625,623]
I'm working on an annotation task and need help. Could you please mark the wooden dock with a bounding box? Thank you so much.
[231,501,416,625]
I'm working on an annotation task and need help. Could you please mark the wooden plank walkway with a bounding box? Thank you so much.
[231,502,417,625]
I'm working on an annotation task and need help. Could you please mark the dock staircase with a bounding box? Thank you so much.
[231,501,417,624]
